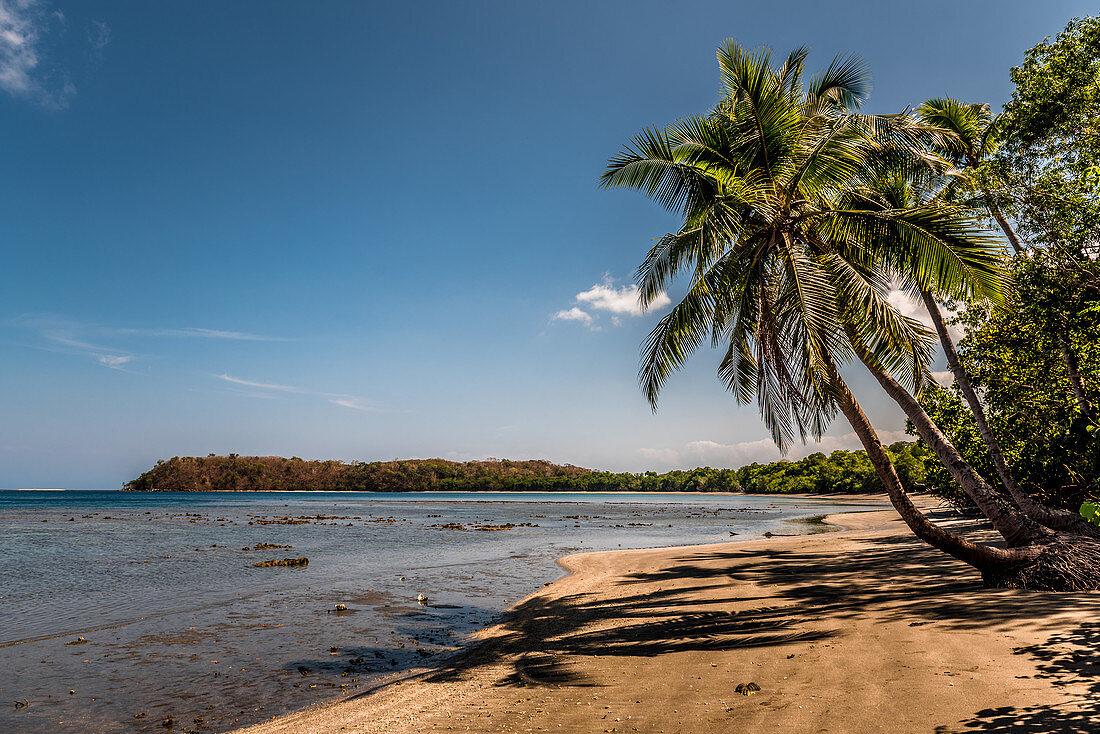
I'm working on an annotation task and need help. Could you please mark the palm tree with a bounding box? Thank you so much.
[603,41,1100,589]
[856,163,1100,538]
[917,98,1024,253]
[919,100,1097,415]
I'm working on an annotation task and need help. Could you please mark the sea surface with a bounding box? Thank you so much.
[0,490,888,733]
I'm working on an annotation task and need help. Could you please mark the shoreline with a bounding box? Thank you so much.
[235,504,1099,733]
[9,488,893,500]
[2,490,889,734]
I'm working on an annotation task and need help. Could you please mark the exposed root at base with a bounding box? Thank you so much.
[982,534,1100,591]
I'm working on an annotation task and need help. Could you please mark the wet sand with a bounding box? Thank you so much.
[236,503,1100,734]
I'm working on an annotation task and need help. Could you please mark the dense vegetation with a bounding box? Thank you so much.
[915,253,1100,511]
[603,19,1100,590]
[124,443,931,494]
[125,456,593,492]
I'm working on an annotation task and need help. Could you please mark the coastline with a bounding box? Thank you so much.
[234,503,1099,733]
[76,488,892,499]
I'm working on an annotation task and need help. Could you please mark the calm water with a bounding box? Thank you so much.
[0,490,887,733]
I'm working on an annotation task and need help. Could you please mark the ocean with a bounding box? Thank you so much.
[0,490,887,732]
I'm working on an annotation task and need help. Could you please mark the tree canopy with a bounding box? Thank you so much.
[124,445,932,494]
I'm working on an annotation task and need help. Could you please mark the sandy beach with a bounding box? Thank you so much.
[236,505,1100,734]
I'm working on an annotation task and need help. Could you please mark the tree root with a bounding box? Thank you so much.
[981,534,1100,591]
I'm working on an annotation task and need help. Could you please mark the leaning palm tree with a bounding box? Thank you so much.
[855,161,1100,538]
[917,98,1024,253]
[603,40,1100,589]
[921,98,1096,418]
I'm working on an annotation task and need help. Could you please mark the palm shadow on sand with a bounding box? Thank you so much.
[340,527,1097,733]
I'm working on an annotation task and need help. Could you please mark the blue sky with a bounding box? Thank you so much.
[0,0,1092,488]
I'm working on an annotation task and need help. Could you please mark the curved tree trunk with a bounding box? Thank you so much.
[1059,331,1095,416]
[965,148,1023,255]
[848,344,1049,547]
[985,195,1024,255]
[829,370,1016,568]
[831,368,1100,591]
[919,290,1100,538]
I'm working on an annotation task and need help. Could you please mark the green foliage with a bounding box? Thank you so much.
[124,444,932,494]
[995,16,1100,254]
[915,253,1100,509]
[906,17,1100,512]
[735,442,930,495]
[124,456,596,492]
[1082,501,1100,525]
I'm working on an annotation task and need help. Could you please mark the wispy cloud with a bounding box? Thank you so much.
[886,288,963,342]
[639,430,911,471]
[931,370,955,386]
[9,314,289,370]
[214,373,374,411]
[327,396,372,411]
[87,19,109,53]
[96,353,134,368]
[112,326,288,342]
[0,0,75,108]
[0,0,44,96]
[42,333,137,371]
[552,276,670,330]
[215,373,301,392]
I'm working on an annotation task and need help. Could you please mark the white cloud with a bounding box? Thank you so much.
[115,326,288,342]
[552,307,593,326]
[886,288,963,342]
[10,315,288,370]
[554,276,670,329]
[215,373,301,393]
[931,370,955,386]
[87,19,109,52]
[43,333,137,371]
[214,373,374,412]
[96,354,134,369]
[0,0,74,107]
[641,430,911,470]
[328,397,371,411]
[576,278,670,316]
[0,0,41,95]
[13,314,286,341]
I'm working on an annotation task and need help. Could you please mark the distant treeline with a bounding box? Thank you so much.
[124,442,931,494]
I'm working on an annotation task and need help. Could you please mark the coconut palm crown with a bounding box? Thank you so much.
[917,97,1025,253]
[602,41,1005,452]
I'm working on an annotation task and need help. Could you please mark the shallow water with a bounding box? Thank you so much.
[0,490,887,733]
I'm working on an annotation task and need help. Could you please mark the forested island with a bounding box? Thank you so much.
[124,441,931,494]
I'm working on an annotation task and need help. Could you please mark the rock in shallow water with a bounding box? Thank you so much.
[251,557,308,568]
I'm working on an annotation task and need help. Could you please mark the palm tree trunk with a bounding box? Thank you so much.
[920,290,1100,538]
[829,369,1017,569]
[847,341,1049,547]
[1059,332,1094,416]
[836,370,1100,590]
[984,194,1024,254]
[965,149,1022,254]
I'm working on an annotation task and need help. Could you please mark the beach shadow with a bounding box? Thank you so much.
[357,526,1098,703]
[412,585,834,689]
[626,532,1100,632]
[935,621,1100,734]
